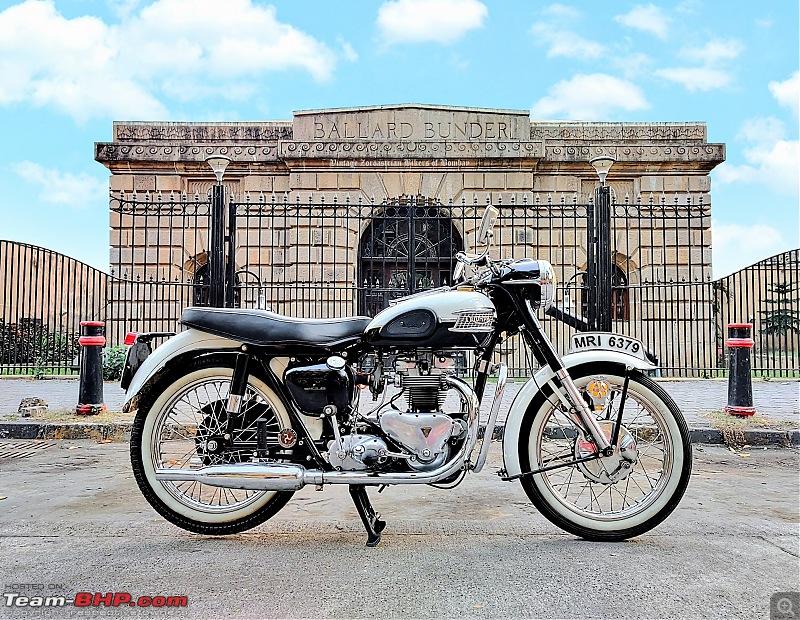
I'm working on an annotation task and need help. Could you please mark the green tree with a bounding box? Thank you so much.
[760,282,800,336]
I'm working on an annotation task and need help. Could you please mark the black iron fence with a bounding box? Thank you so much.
[1,190,797,378]
[0,241,105,375]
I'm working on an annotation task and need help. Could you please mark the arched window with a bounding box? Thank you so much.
[191,261,242,308]
[580,264,629,321]
[193,263,210,306]
[358,196,463,316]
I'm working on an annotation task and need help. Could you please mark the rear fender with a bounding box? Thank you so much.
[122,329,242,412]
[501,350,656,477]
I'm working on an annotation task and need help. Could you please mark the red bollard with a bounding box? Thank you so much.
[724,323,756,417]
[76,321,107,415]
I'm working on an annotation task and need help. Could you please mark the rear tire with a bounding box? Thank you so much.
[130,355,294,535]
[518,362,692,541]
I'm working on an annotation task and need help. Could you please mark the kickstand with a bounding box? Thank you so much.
[348,486,387,547]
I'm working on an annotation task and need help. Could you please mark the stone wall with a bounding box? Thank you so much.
[96,104,723,368]
[96,105,722,287]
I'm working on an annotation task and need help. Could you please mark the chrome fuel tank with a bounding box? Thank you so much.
[365,289,496,348]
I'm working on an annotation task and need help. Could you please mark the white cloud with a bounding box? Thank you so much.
[712,222,791,277]
[108,0,141,19]
[340,41,359,63]
[531,74,648,120]
[531,22,605,60]
[614,4,670,39]
[541,3,581,20]
[654,67,732,91]
[655,39,742,93]
[0,0,336,122]
[0,0,166,121]
[376,0,487,45]
[13,162,106,209]
[612,52,653,79]
[715,74,800,196]
[122,0,335,81]
[449,53,469,71]
[681,39,743,64]
[769,71,799,117]
[715,130,798,195]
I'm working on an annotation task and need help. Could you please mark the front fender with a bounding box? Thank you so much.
[501,350,656,477]
[122,329,242,412]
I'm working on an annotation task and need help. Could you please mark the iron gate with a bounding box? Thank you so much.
[2,190,798,378]
[358,196,464,316]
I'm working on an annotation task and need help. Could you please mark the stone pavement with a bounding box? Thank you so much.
[0,376,797,444]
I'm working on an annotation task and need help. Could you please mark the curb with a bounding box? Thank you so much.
[479,424,799,446]
[0,422,132,441]
[2,422,798,446]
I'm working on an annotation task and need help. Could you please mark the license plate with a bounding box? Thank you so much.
[569,332,647,362]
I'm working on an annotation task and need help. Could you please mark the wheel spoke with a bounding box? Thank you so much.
[149,373,285,515]
[532,373,678,522]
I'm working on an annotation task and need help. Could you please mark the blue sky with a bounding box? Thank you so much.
[0,0,797,277]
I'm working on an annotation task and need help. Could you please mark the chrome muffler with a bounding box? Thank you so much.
[155,462,321,491]
[154,375,480,491]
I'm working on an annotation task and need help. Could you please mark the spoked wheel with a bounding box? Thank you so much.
[130,355,294,535]
[519,362,692,541]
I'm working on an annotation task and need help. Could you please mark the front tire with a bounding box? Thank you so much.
[130,355,294,535]
[519,363,692,541]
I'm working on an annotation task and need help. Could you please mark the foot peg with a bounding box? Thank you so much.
[349,486,386,547]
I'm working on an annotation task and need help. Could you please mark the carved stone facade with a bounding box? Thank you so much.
[95,105,724,344]
[96,104,723,200]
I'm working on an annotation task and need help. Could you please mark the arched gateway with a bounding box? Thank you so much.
[94,105,725,371]
[358,196,463,315]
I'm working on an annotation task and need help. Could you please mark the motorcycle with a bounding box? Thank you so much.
[122,207,692,546]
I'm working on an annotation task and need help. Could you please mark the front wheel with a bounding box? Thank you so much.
[519,363,692,541]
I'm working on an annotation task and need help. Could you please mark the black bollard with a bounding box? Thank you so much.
[724,323,755,417]
[76,321,107,415]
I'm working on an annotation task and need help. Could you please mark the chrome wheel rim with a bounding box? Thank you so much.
[533,377,674,522]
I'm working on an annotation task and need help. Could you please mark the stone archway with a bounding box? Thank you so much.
[358,195,464,316]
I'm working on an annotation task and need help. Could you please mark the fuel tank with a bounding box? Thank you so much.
[365,289,496,348]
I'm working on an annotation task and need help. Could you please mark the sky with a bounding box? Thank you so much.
[0,0,797,278]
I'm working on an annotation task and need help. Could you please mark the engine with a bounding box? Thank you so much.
[328,351,469,473]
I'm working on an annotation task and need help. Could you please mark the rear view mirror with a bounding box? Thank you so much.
[477,206,499,246]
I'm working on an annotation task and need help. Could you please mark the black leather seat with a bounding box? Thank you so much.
[181,307,371,348]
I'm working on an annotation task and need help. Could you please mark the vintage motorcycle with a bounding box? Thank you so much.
[123,207,692,546]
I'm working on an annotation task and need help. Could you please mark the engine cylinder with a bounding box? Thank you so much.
[402,374,446,412]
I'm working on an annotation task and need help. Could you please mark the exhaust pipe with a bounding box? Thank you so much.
[471,362,507,474]
[156,463,321,491]
[155,375,480,492]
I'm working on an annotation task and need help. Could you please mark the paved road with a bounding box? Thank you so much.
[0,441,797,619]
[1,377,798,428]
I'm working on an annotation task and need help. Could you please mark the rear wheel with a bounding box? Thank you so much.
[130,355,294,535]
[519,363,692,541]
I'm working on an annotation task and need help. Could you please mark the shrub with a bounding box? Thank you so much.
[0,319,80,366]
[103,346,127,381]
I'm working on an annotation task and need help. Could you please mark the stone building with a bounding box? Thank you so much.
[94,104,725,368]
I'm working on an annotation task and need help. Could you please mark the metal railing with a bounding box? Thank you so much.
[1,190,797,378]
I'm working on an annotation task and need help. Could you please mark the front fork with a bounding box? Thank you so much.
[522,312,614,455]
[551,367,612,454]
